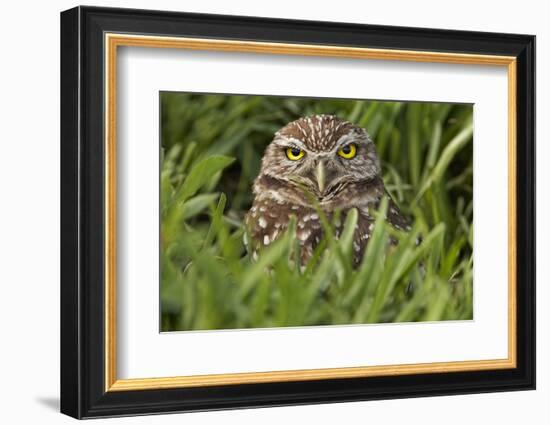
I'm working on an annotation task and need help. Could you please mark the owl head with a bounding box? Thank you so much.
[257,114,381,200]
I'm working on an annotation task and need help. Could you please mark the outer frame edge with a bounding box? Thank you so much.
[517,35,536,392]
[60,5,83,420]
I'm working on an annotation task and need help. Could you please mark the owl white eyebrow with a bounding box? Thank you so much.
[333,133,370,150]
[273,137,306,149]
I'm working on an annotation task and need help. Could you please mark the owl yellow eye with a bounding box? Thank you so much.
[286,147,305,161]
[337,143,357,159]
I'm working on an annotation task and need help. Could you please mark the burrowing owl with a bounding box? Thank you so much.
[245,114,410,265]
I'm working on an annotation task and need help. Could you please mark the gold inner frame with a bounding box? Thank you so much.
[104,33,517,392]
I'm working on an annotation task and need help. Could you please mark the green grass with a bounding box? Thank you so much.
[160,93,473,331]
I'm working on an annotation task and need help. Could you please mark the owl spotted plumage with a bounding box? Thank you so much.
[245,114,410,265]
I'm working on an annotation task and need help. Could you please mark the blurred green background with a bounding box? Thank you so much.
[160,92,473,332]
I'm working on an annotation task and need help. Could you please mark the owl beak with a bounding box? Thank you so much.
[315,160,326,194]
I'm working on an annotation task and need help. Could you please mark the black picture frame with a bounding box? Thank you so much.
[61,5,535,419]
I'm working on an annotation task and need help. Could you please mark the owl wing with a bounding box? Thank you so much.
[381,184,421,248]
[385,190,411,232]
[362,176,411,232]
[244,199,290,260]
[245,198,326,265]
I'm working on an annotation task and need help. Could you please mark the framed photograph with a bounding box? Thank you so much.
[60,6,535,419]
